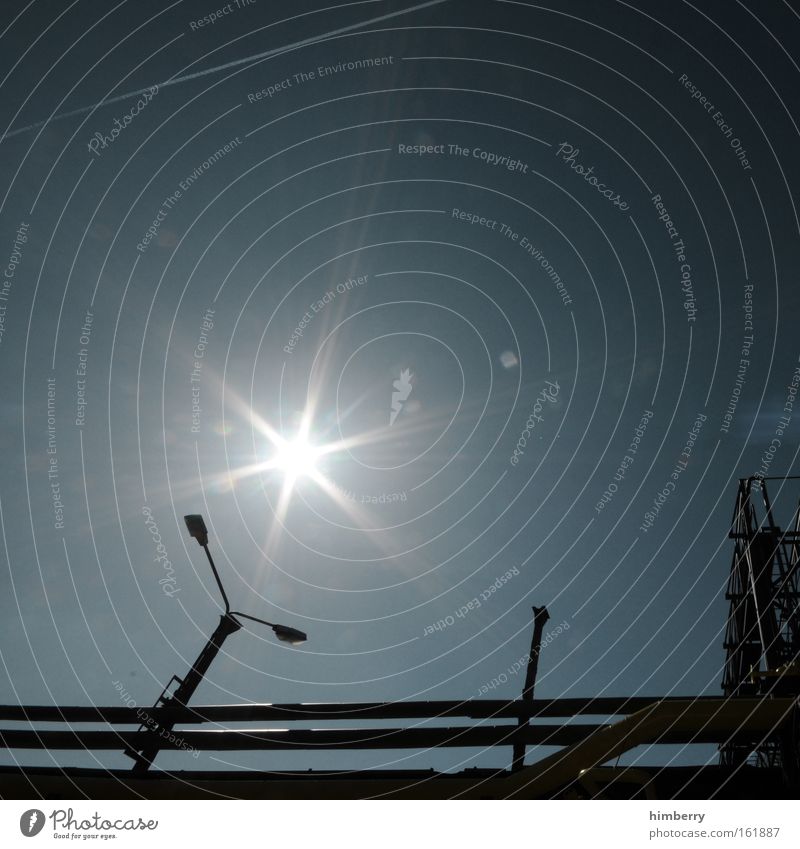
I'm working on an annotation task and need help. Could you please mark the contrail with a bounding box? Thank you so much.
[4,0,448,140]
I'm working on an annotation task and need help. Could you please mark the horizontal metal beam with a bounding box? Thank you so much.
[0,696,728,724]
[0,725,592,750]
[0,720,779,752]
[0,763,791,800]
[505,697,797,797]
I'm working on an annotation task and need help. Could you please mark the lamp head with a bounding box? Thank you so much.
[184,514,209,546]
[271,624,308,645]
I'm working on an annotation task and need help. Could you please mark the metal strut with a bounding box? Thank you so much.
[512,605,550,770]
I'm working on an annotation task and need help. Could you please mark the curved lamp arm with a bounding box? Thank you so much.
[184,514,231,614]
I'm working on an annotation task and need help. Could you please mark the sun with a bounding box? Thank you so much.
[218,388,400,534]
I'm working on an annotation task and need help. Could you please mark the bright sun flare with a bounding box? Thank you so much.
[272,436,322,478]
[221,389,403,538]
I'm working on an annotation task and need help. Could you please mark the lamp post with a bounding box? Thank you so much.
[512,605,550,771]
[125,514,307,773]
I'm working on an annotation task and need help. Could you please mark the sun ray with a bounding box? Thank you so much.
[211,381,449,563]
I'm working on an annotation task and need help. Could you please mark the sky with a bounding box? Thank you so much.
[0,0,799,777]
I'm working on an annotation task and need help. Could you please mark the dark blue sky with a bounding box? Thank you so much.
[1,0,799,774]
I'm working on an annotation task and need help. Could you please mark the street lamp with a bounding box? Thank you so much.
[183,514,308,644]
[125,514,307,772]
